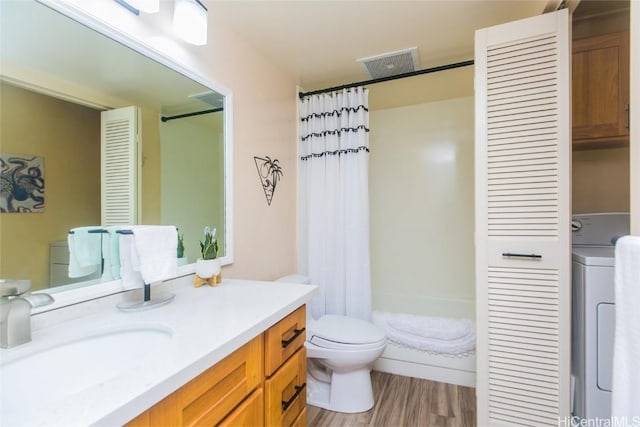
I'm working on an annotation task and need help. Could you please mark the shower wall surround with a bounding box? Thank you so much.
[369,96,475,319]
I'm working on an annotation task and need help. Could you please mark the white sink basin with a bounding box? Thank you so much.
[0,323,172,422]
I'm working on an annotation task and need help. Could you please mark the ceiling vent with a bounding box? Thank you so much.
[189,91,224,108]
[357,47,420,79]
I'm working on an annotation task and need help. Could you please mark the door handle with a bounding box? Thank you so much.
[502,252,542,260]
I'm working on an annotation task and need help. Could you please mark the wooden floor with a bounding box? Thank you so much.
[306,371,476,427]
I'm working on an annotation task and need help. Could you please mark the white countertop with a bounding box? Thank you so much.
[0,278,317,427]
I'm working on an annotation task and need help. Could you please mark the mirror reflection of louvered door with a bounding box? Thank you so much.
[475,10,571,426]
[101,106,140,226]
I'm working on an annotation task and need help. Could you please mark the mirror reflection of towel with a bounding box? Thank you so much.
[68,227,102,278]
[102,227,121,281]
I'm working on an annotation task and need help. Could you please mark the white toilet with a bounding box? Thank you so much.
[276,275,387,413]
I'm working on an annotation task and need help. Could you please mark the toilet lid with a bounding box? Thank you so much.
[308,315,386,345]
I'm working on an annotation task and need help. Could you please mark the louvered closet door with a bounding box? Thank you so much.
[475,10,571,426]
[101,106,140,226]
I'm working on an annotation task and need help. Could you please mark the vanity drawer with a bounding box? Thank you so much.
[265,305,306,376]
[265,347,306,427]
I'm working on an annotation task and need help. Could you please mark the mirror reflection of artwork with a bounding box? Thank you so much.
[0,154,45,213]
[254,156,283,206]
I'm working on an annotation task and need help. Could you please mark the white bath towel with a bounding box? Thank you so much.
[372,311,476,355]
[119,233,144,290]
[68,226,102,278]
[612,236,640,420]
[372,311,473,340]
[131,226,178,285]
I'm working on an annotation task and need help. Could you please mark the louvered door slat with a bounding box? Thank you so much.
[101,106,139,226]
[475,10,570,426]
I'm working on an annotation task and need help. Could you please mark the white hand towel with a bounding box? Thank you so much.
[131,226,178,284]
[119,233,144,290]
[612,236,640,420]
[68,226,102,278]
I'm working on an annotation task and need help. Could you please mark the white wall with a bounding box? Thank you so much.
[160,113,224,262]
[631,1,639,234]
[369,96,475,319]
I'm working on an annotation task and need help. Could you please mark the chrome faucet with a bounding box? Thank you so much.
[1,280,54,348]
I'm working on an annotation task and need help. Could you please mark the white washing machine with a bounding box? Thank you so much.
[571,212,629,420]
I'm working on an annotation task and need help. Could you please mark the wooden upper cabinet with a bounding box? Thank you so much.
[572,31,630,146]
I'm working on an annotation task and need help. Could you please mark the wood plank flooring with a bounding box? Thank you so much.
[306,372,476,427]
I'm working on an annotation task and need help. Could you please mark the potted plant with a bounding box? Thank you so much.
[195,226,220,278]
[176,233,188,266]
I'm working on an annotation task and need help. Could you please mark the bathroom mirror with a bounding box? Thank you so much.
[0,0,233,295]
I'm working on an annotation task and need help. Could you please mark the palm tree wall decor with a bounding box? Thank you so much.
[253,156,283,206]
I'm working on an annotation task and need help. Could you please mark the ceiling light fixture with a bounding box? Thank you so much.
[128,0,159,13]
[173,0,208,46]
[113,0,159,15]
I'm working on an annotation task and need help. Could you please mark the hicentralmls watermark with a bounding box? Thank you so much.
[558,416,640,427]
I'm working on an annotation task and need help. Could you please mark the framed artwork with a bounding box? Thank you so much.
[0,154,45,213]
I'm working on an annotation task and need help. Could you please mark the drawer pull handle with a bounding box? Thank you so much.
[281,327,305,348]
[502,252,542,260]
[281,383,306,411]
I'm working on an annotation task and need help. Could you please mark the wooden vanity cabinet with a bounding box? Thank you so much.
[572,31,629,147]
[264,305,307,427]
[126,304,307,427]
[126,335,263,427]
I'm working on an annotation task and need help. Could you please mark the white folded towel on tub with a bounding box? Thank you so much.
[372,311,476,355]
[612,236,640,419]
[373,311,473,340]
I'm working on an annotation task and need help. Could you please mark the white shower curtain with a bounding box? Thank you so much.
[298,87,371,321]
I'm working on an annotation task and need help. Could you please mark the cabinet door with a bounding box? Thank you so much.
[177,335,263,426]
[219,388,264,427]
[573,32,630,144]
[128,335,264,427]
[475,9,571,426]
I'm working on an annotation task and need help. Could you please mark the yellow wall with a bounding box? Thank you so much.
[573,147,630,214]
[0,83,101,289]
[140,106,161,224]
[369,68,475,318]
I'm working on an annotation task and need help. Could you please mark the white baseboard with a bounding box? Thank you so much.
[373,343,476,388]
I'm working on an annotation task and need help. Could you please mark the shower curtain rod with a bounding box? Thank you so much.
[161,107,223,122]
[298,59,474,99]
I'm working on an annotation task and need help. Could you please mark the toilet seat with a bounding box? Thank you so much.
[308,315,386,350]
[309,335,386,351]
